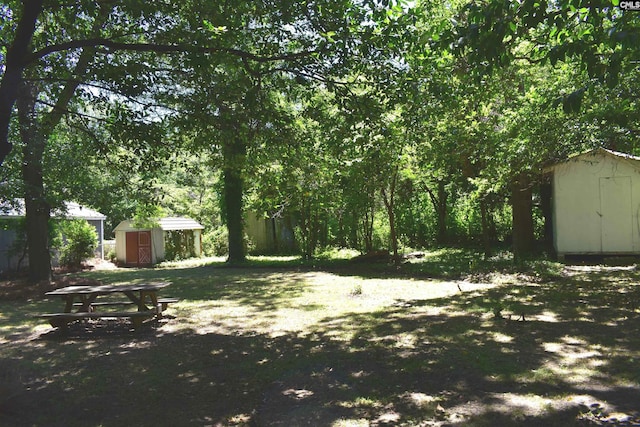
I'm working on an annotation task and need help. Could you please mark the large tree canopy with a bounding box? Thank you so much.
[0,0,389,163]
[1,0,638,277]
[0,0,412,276]
[445,0,640,110]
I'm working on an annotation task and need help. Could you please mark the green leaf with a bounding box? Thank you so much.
[202,20,227,35]
[323,31,337,41]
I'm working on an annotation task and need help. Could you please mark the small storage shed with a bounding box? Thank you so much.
[113,217,204,266]
[545,148,640,258]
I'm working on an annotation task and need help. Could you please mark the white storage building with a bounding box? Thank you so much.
[545,148,640,258]
[113,217,203,266]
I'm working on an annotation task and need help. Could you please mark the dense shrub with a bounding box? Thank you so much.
[202,227,255,257]
[56,220,98,267]
[202,226,228,256]
[0,218,28,271]
[165,230,196,261]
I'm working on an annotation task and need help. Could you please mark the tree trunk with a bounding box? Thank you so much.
[350,216,359,250]
[0,0,43,166]
[540,180,554,251]
[382,168,399,265]
[222,136,247,263]
[17,81,52,283]
[361,198,375,253]
[512,172,535,261]
[312,214,320,253]
[319,217,328,248]
[480,198,492,258]
[426,180,448,245]
[299,198,312,259]
[436,180,447,244]
[337,213,346,248]
[270,217,278,253]
[386,198,399,263]
[15,35,97,283]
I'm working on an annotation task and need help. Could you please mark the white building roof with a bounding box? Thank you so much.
[158,217,204,231]
[113,217,204,232]
[601,148,640,161]
[545,147,640,172]
[59,202,107,220]
[0,199,106,220]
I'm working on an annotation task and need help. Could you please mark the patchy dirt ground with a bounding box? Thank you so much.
[0,259,117,301]
[0,273,99,301]
[1,263,640,426]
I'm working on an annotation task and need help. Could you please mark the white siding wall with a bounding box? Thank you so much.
[151,228,164,263]
[114,230,127,263]
[552,153,640,255]
[193,229,202,257]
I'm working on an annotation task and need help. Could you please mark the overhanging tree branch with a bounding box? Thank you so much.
[28,39,324,64]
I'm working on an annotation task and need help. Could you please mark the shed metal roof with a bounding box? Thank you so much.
[158,217,204,231]
[113,217,204,232]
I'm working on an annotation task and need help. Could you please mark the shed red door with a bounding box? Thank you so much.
[126,231,152,266]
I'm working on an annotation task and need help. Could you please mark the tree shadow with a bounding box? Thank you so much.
[2,263,640,426]
[76,266,312,313]
[5,310,639,426]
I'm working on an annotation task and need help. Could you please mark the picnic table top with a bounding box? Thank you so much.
[45,282,171,296]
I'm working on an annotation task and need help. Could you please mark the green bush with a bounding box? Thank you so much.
[201,227,255,257]
[106,247,117,263]
[56,220,98,267]
[165,230,196,261]
[202,226,228,256]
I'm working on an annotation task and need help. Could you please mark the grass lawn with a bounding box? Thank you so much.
[1,251,639,426]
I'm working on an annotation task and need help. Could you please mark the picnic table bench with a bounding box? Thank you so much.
[71,297,179,310]
[38,282,177,330]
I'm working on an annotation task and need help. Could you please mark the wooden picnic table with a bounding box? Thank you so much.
[39,282,177,330]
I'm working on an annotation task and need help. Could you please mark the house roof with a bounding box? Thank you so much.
[59,202,107,220]
[544,147,640,173]
[113,217,204,232]
[0,200,106,220]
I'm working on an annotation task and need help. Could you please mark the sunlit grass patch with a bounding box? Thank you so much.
[338,396,383,409]
[226,413,252,425]
[315,247,361,260]
[155,256,226,269]
[516,367,563,386]
[403,247,564,282]
[247,255,303,264]
[403,392,442,409]
[332,418,370,427]
[3,253,640,427]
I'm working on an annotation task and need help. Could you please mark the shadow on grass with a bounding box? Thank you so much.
[78,248,565,288]
[82,266,312,313]
[2,263,640,426]
[318,248,564,283]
